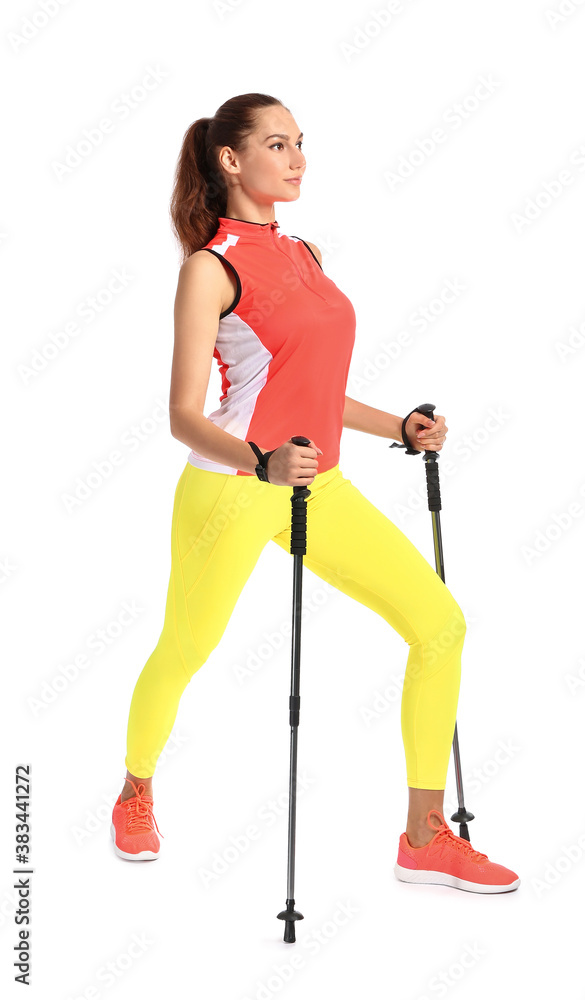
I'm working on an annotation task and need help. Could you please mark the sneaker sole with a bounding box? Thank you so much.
[394,863,520,893]
[110,822,160,861]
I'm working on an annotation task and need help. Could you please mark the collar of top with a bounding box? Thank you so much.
[216,216,280,239]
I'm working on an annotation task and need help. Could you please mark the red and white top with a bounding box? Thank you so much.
[187,215,356,476]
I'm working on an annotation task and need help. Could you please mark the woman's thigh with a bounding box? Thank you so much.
[167,462,292,666]
[270,468,463,647]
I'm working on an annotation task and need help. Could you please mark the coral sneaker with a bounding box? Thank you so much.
[394,809,520,893]
[110,779,164,861]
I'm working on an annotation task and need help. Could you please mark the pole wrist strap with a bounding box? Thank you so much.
[389,407,423,456]
[248,441,276,482]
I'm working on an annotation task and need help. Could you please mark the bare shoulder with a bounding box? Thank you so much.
[303,240,323,268]
[178,248,236,313]
[179,248,225,282]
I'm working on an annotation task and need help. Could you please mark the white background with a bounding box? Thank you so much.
[2,0,585,996]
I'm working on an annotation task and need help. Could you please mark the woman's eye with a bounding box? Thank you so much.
[270,142,303,150]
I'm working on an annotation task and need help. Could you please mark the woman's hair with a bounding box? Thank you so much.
[169,92,289,263]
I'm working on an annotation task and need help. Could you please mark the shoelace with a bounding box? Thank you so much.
[426,809,487,862]
[121,779,164,838]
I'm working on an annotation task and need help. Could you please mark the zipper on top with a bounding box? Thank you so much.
[271,227,328,302]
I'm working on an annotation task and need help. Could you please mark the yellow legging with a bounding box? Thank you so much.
[125,460,466,788]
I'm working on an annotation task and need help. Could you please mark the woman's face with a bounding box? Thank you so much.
[219,107,306,207]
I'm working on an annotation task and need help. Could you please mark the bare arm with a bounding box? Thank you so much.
[169,251,271,474]
[342,395,403,441]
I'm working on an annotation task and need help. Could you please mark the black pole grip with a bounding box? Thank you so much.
[291,435,311,495]
[415,405,442,513]
[290,436,311,555]
[389,404,442,511]
[424,455,441,512]
[415,403,436,430]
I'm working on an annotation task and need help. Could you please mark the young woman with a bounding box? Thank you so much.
[111,92,519,893]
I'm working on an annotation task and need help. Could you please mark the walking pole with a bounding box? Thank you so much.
[276,435,311,942]
[390,403,475,841]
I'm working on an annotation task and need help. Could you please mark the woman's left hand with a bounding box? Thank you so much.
[405,411,448,452]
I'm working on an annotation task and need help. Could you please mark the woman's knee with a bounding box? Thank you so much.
[424,600,466,673]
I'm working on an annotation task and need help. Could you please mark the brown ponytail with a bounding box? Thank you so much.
[169,92,289,263]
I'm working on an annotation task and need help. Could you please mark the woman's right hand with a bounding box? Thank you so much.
[266,438,323,486]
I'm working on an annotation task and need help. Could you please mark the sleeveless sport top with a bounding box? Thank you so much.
[187,215,356,476]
